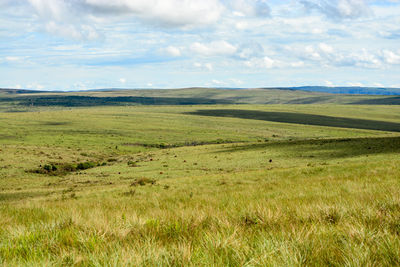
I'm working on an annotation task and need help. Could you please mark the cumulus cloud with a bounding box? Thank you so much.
[243,55,305,69]
[318,43,334,54]
[341,49,381,68]
[228,0,270,17]
[301,0,371,20]
[2,56,30,65]
[27,82,45,90]
[382,50,400,64]
[194,62,213,71]
[347,82,363,86]
[5,56,22,61]
[211,79,227,86]
[325,80,335,87]
[4,0,225,40]
[237,42,264,60]
[190,41,237,56]
[28,0,71,21]
[286,43,385,69]
[163,46,181,57]
[45,21,99,40]
[81,0,224,27]
[2,0,400,88]
[244,56,276,68]
[2,0,272,40]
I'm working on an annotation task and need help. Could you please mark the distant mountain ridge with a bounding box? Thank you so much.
[0,88,47,94]
[1,86,400,95]
[1,87,400,107]
[270,86,400,95]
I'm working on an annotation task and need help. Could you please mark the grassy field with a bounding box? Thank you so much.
[0,99,400,265]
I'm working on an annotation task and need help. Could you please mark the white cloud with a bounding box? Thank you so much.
[319,43,334,54]
[244,56,306,69]
[5,56,22,61]
[373,82,384,87]
[245,56,275,69]
[27,0,70,21]
[85,0,224,27]
[5,0,225,40]
[289,44,383,69]
[45,21,99,40]
[304,45,322,60]
[347,82,363,86]
[2,56,30,65]
[228,0,270,17]
[204,63,213,71]
[211,79,227,86]
[1,0,400,89]
[382,50,400,64]
[290,61,305,68]
[163,46,181,57]
[119,78,126,84]
[325,80,335,87]
[190,41,237,56]
[45,0,223,27]
[193,62,213,71]
[237,42,264,60]
[229,78,243,85]
[301,0,371,20]
[27,82,45,90]
[347,49,381,68]
[73,82,89,90]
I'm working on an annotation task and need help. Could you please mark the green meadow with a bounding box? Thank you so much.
[0,90,400,266]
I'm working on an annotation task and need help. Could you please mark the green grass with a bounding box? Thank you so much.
[0,103,399,266]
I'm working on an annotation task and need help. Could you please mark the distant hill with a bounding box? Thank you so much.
[1,87,399,108]
[272,86,400,95]
[2,86,400,95]
[0,88,47,94]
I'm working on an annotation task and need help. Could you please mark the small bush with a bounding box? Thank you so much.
[43,164,52,172]
[127,161,138,167]
[28,161,99,176]
[130,178,156,186]
[77,161,96,170]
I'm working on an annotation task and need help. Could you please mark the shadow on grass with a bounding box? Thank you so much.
[0,95,233,107]
[217,136,400,159]
[186,109,400,132]
[351,96,400,105]
[42,121,71,126]
[0,191,50,202]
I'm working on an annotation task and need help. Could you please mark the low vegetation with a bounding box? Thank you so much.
[0,98,399,265]
[29,161,102,176]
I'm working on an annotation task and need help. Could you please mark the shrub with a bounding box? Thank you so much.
[130,178,156,186]
[29,161,99,176]
[77,161,96,170]
[43,164,52,172]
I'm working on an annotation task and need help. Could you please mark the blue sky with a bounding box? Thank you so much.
[0,0,400,90]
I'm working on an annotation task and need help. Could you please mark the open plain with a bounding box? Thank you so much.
[0,89,399,266]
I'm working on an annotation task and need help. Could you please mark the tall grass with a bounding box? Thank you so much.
[0,105,399,265]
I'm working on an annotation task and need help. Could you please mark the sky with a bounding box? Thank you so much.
[0,0,400,91]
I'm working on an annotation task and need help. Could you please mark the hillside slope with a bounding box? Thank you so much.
[0,87,399,109]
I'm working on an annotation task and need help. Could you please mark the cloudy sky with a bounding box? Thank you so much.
[0,0,399,90]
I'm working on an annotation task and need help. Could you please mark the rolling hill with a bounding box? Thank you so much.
[0,87,400,109]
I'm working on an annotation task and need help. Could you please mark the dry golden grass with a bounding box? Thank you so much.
[0,104,399,266]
